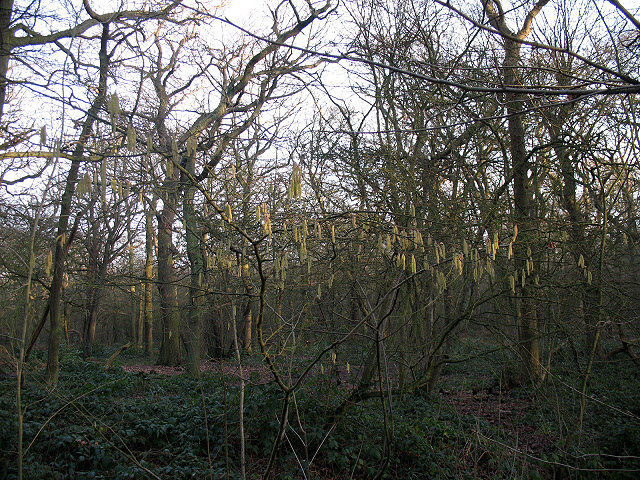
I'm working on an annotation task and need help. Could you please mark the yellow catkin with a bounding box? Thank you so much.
[109,93,120,116]
[45,250,52,276]
[486,259,495,279]
[127,123,136,151]
[167,157,174,177]
[264,213,272,236]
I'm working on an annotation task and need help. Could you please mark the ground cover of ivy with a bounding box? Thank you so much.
[1,345,639,479]
[0,347,476,479]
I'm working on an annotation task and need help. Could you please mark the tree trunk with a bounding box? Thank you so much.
[62,299,70,345]
[0,0,13,121]
[82,300,99,358]
[128,235,138,346]
[508,63,542,382]
[156,199,181,366]
[183,153,203,377]
[241,263,254,352]
[242,302,253,353]
[484,0,550,384]
[45,23,110,384]
[144,208,155,357]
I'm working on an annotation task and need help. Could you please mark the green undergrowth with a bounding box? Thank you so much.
[446,338,640,479]
[2,344,639,479]
[0,348,479,479]
[553,357,640,478]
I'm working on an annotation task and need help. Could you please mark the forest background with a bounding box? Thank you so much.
[1,0,640,478]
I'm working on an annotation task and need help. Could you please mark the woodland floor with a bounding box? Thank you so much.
[120,358,557,478]
[0,350,563,479]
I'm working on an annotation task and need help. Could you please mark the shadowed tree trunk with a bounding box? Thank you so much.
[156,185,181,366]
[144,205,155,357]
[484,0,550,383]
[0,0,12,120]
[183,149,203,377]
[45,22,111,384]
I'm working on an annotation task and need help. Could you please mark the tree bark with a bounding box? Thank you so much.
[144,208,155,357]
[0,0,13,120]
[45,23,110,384]
[484,0,550,383]
[156,193,181,366]
[183,152,203,377]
